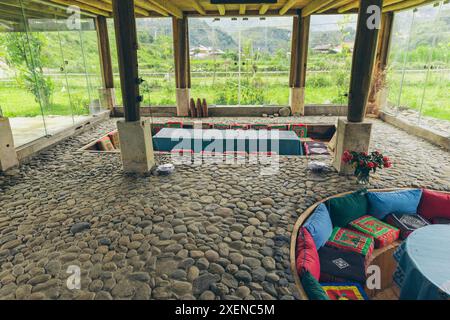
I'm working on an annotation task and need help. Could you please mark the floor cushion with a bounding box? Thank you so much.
[367,189,422,220]
[431,217,450,225]
[326,227,374,260]
[303,203,333,249]
[386,213,430,239]
[321,282,369,300]
[304,141,329,155]
[300,271,330,300]
[318,245,367,283]
[326,189,368,228]
[418,189,450,221]
[349,215,400,248]
[296,227,321,280]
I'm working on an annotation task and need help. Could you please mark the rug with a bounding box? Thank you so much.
[321,282,369,300]
[349,215,400,248]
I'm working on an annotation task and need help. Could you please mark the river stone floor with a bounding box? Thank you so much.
[0,117,449,300]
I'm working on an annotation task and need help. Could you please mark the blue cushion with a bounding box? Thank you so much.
[304,203,333,249]
[367,189,423,220]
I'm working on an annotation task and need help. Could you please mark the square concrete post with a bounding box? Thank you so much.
[176,88,190,117]
[117,119,155,173]
[332,118,372,174]
[289,87,305,116]
[0,117,19,172]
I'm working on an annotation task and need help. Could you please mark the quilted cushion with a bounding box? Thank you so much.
[318,246,366,283]
[296,227,320,280]
[300,271,330,300]
[386,213,430,239]
[326,190,368,227]
[349,215,400,248]
[325,227,374,260]
[304,203,333,249]
[321,283,369,300]
[418,189,450,221]
[367,189,422,220]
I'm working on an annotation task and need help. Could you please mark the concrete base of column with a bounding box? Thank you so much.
[117,119,155,174]
[0,117,19,172]
[332,118,373,174]
[98,88,116,111]
[176,88,190,117]
[289,87,305,116]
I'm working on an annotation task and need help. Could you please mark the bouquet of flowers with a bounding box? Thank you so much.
[342,150,392,184]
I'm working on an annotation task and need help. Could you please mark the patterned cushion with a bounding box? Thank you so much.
[296,227,321,280]
[321,282,369,300]
[386,213,430,239]
[303,141,329,155]
[318,246,366,283]
[349,215,400,248]
[326,227,374,259]
[301,271,330,300]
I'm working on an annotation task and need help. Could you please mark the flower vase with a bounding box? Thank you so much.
[357,174,370,185]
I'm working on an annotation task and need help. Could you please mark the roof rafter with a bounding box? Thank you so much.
[280,0,301,15]
[317,0,354,13]
[49,0,110,16]
[190,0,205,15]
[259,4,270,15]
[302,0,335,16]
[239,4,246,15]
[217,4,225,16]
[148,0,183,18]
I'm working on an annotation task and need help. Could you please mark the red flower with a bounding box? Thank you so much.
[368,162,375,168]
[384,161,392,168]
[383,156,390,162]
[359,160,364,166]
[342,150,353,163]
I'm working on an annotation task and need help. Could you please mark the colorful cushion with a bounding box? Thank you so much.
[367,189,422,220]
[418,189,450,221]
[349,215,399,248]
[290,124,307,138]
[386,213,430,239]
[301,271,330,300]
[296,227,320,281]
[321,282,369,300]
[432,217,450,225]
[326,227,374,259]
[326,190,368,228]
[304,203,333,249]
[318,246,366,283]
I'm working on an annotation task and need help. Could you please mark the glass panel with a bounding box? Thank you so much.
[306,14,357,105]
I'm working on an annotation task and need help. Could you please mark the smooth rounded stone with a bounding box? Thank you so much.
[215,207,233,217]
[260,197,275,206]
[280,295,295,300]
[174,225,187,233]
[12,265,24,277]
[70,222,91,235]
[267,213,281,225]
[260,246,273,256]
[229,241,245,250]
[192,273,220,295]
[248,218,260,226]
[279,107,291,117]
[128,272,150,282]
[89,279,104,292]
[178,258,195,270]
[243,257,261,269]
[172,281,192,296]
[187,266,199,282]
[234,270,252,283]
[204,250,219,262]
[190,250,204,259]
[99,238,111,246]
[262,257,276,271]
[235,286,251,299]
[252,267,267,282]
[266,272,280,283]
[152,286,172,299]
[229,231,242,241]
[27,274,51,286]
[199,290,215,300]
[111,280,135,298]
[170,269,187,280]
[236,202,248,210]
[262,281,278,297]
[133,283,152,300]
[196,258,209,270]
[15,285,32,300]
[221,273,238,289]
[226,263,239,274]
[209,263,225,275]
[199,196,214,204]
[205,225,220,234]
[229,253,244,265]
[95,291,113,300]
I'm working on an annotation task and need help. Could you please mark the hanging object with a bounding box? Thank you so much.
[202,99,208,118]
[190,98,197,118]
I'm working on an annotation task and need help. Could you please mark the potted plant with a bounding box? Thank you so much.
[342,150,392,184]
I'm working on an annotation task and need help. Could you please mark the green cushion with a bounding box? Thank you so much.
[301,271,330,300]
[326,189,368,228]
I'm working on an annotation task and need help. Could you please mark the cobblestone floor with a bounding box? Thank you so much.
[0,117,448,300]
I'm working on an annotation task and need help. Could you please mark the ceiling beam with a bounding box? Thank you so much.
[259,4,270,15]
[317,0,354,13]
[217,4,225,16]
[49,0,110,16]
[239,4,246,15]
[337,0,359,13]
[190,0,205,15]
[280,0,300,15]
[148,0,183,18]
[383,0,428,12]
[302,0,335,16]
[2,0,68,17]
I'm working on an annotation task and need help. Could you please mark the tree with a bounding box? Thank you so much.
[1,32,53,108]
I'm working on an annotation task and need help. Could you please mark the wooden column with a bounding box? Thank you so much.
[96,16,114,90]
[289,12,310,115]
[348,0,383,122]
[112,0,140,121]
[172,16,190,116]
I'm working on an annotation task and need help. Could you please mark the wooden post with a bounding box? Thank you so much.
[348,0,383,122]
[289,12,310,115]
[112,0,140,121]
[172,16,190,116]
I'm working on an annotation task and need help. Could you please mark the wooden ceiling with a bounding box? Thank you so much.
[0,0,441,22]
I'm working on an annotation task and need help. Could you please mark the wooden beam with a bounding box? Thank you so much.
[317,0,354,13]
[280,0,300,15]
[75,0,111,11]
[172,16,190,89]
[134,0,168,16]
[259,4,270,15]
[239,4,246,15]
[348,0,383,122]
[383,0,427,12]
[290,12,310,88]
[217,4,225,16]
[49,0,110,16]
[96,16,114,89]
[112,0,140,121]
[190,0,205,15]
[1,0,68,18]
[148,0,183,18]
[338,0,359,13]
[302,0,335,16]
[376,12,394,70]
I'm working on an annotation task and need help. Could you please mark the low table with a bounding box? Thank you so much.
[393,224,450,300]
[152,128,303,155]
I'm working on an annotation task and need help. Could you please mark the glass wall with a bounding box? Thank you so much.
[0,1,102,146]
[306,14,357,105]
[189,17,292,106]
[385,1,450,134]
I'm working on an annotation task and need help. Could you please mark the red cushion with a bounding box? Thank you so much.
[418,189,450,221]
[296,227,320,281]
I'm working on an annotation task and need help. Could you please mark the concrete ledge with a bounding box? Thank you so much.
[112,105,347,117]
[379,111,450,151]
[16,111,110,163]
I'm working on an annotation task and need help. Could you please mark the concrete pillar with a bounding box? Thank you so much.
[176,88,190,117]
[0,117,19,172]
[289,87,305,116]
[332,118,372,174]
[117,119,155,173]
[98,88,116,111]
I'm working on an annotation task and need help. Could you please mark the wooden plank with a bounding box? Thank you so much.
[95,16,114,89]
[348,0,383,122]
[49,0,110,16]
[338,0,359,13]
[317,0,354,13]
[302,0,334,17]
[383,0,427,12]
[172,17,189,88]
[217,4,225,15]
[190,0,205,15]
[148,0,183,18]
[259,4,270,15]
[239,4,246,15]
[112,0,140,121]
[280,0,300,15]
